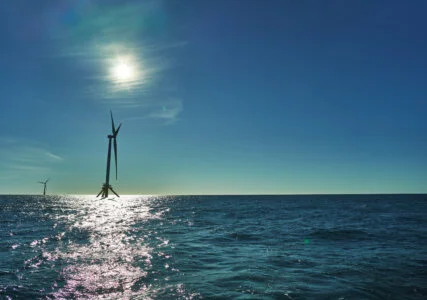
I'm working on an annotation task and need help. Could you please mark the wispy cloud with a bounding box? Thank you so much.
[6,164,51,172]
[45,151,64,161]
[148,99,183,124]
[48,0,185,123]
[121,98,183,125]
[0,138,64,177]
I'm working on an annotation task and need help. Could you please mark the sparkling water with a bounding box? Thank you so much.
[1,194,426,299]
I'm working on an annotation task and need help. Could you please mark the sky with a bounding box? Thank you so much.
[0,0,426,195]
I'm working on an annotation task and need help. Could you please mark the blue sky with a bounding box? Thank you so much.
[0,0,426,195]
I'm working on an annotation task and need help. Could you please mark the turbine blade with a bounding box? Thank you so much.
[114,138,118,180]
[114,123,122,136]
[110,110,116,134]
[97,189,103,197]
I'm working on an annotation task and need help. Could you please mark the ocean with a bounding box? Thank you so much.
[0,194,426,299]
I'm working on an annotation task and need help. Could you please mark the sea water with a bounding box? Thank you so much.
[0,194,426,299]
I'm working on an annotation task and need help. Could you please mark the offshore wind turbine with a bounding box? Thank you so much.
[97,111,122,199]
[38,179,49,196]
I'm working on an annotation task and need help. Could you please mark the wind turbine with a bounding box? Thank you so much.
[97,111,122,198]
[38,179,49,196]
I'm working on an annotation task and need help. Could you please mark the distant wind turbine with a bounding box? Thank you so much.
[38,179,49,196]
[97,111,122,199]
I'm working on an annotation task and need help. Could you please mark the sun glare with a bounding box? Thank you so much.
[110,56,138,84]
[113,62,133,80]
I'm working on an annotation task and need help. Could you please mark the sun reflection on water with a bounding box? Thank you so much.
[49,195,167,299]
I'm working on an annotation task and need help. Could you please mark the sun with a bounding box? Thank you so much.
[114,62,133,80]
[110,56,137,83]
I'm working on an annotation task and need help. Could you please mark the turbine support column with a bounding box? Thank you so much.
[97,111,122,199]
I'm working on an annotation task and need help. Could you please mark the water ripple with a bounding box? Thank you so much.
[0,194,426,299]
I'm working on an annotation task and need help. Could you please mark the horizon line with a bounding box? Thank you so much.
[0,193,426,196]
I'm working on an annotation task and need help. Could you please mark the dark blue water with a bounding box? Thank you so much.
[1,194,426,299]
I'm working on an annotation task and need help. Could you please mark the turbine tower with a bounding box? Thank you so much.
[97,111,122,198]
[38,179,49,196]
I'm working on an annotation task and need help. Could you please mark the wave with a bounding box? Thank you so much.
[226,231,262,242]
[309,228,373,241]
